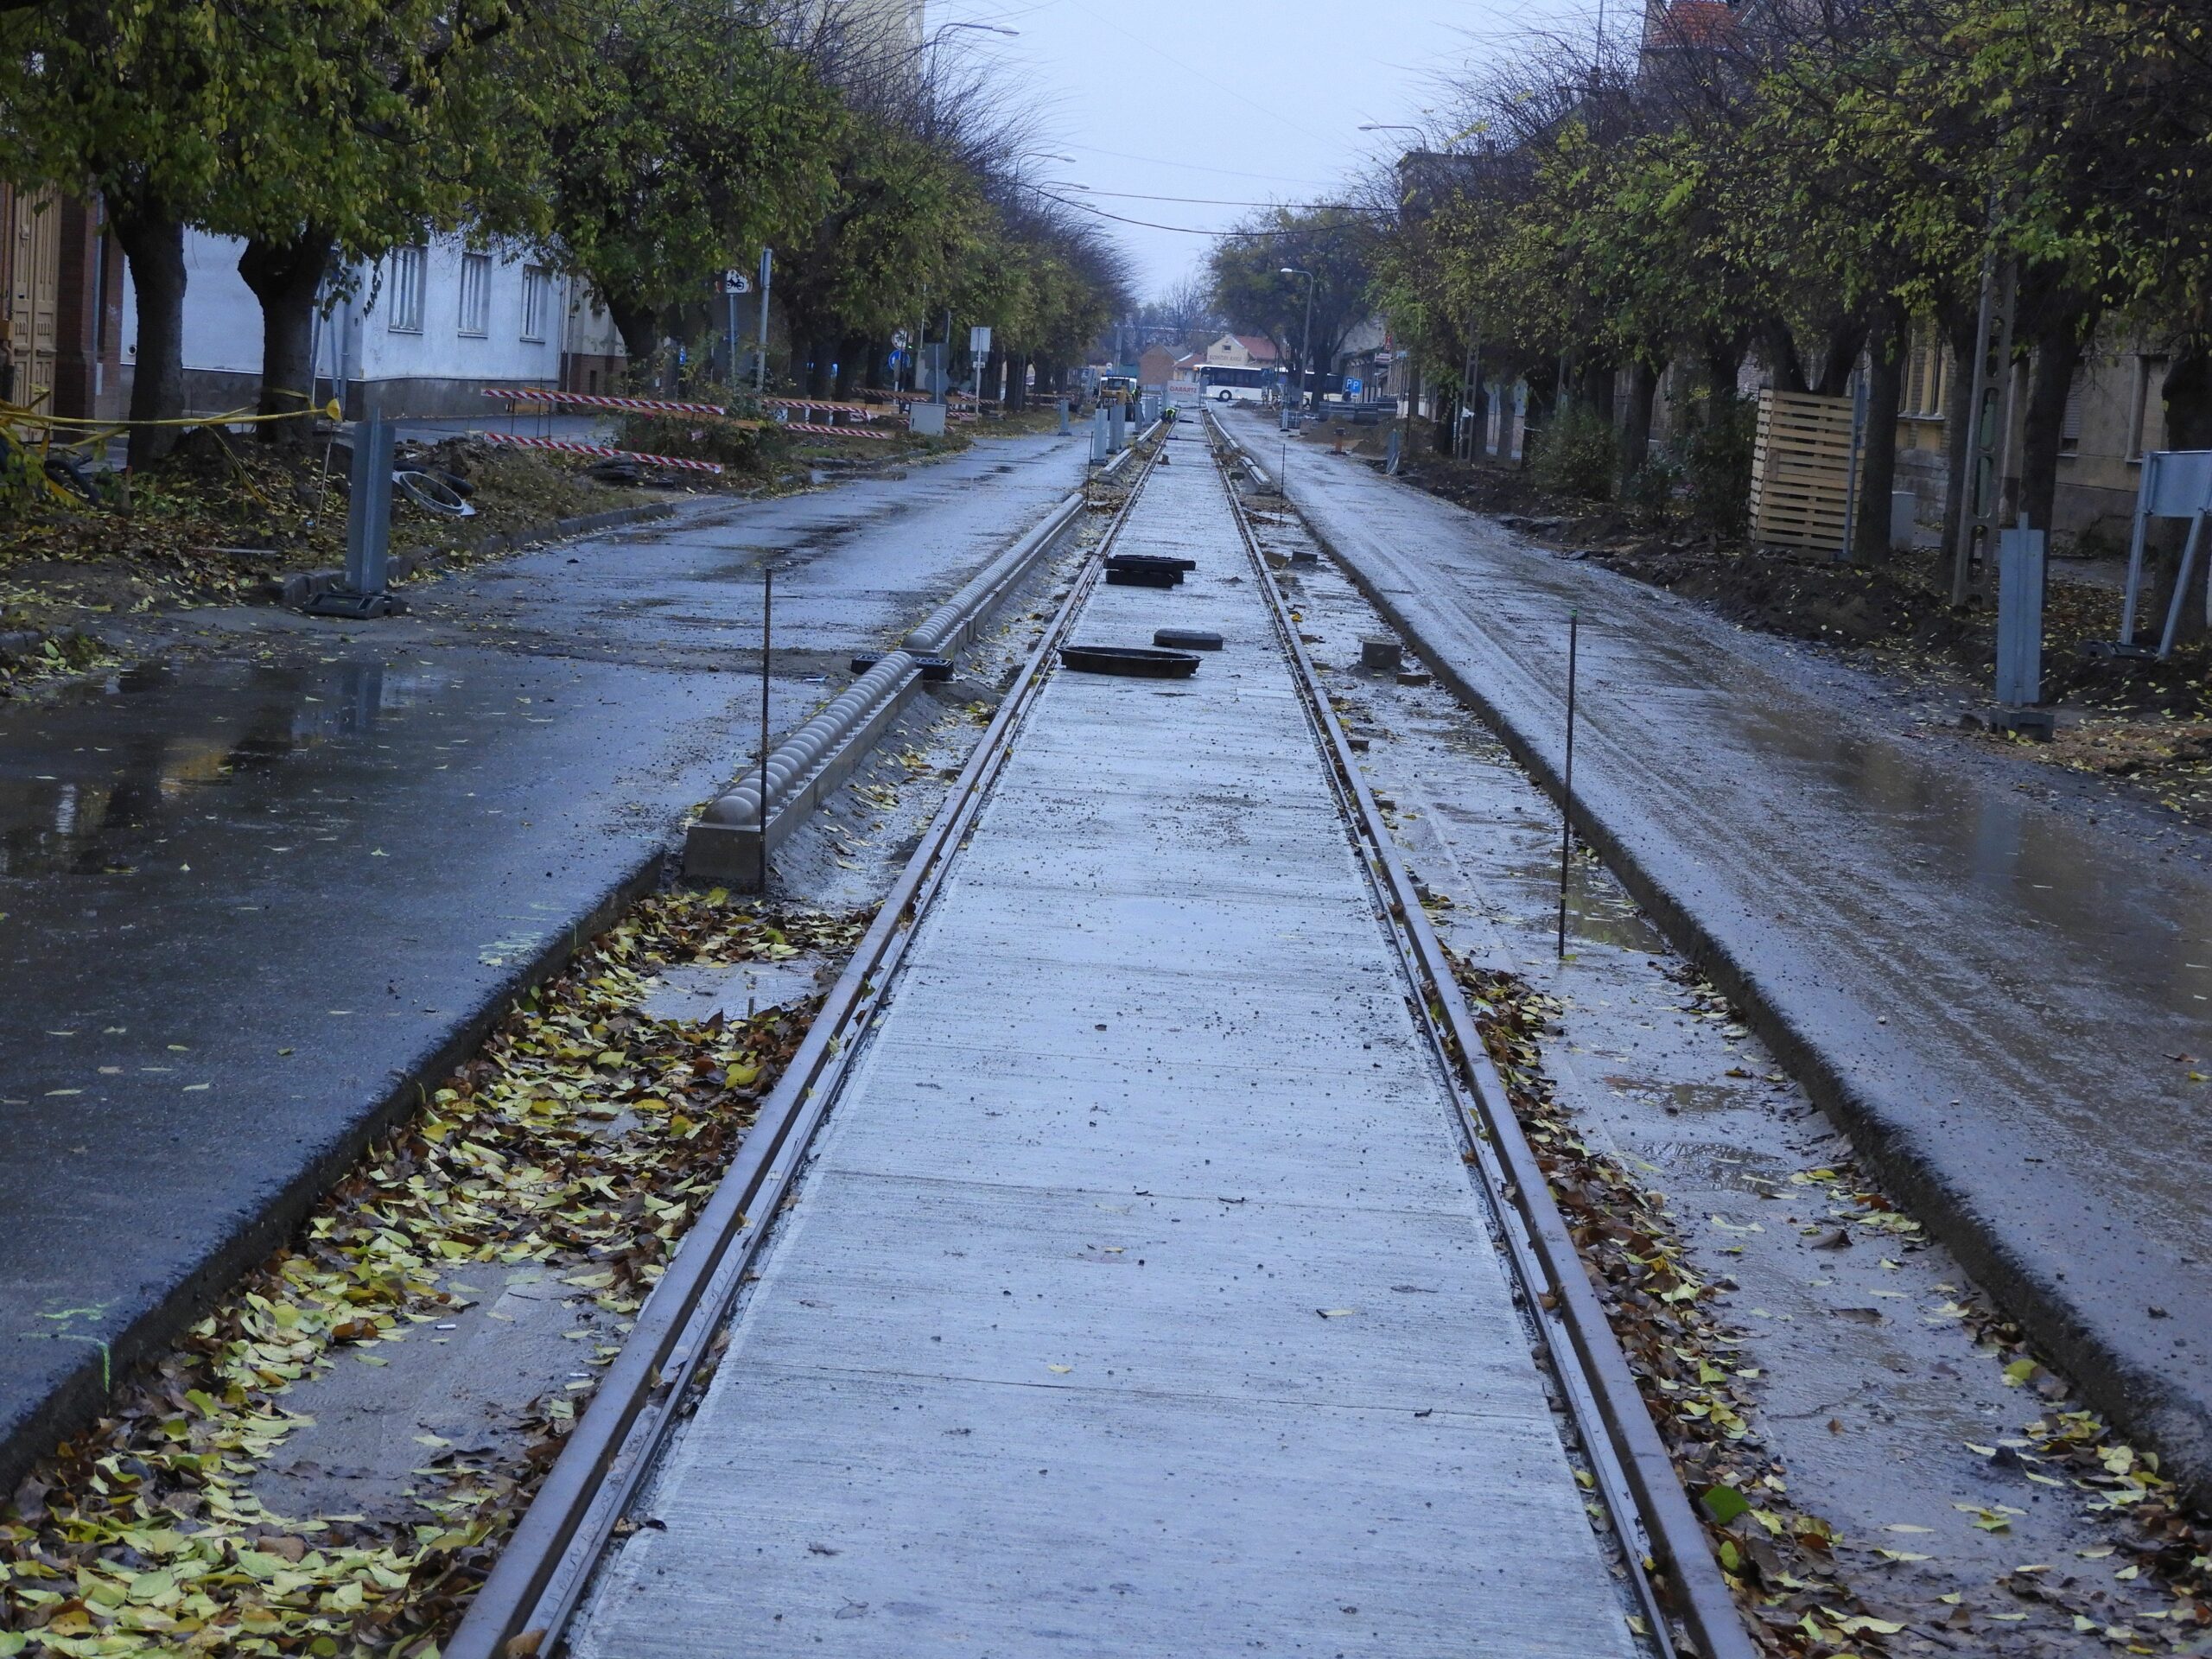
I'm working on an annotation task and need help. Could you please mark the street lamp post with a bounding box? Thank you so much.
[1280,266,1314,430]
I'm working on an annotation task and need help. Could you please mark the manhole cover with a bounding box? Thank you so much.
[1060,645,1201,678]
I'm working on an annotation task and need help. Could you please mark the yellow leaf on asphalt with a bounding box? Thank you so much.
[1046,1364,1072,1375]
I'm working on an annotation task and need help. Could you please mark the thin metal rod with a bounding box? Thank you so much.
[1557,611,1578,958]
[759,566,772,893]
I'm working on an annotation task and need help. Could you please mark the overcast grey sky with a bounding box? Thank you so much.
[925,0,1597,301]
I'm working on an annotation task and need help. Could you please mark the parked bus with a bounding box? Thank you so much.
[1198,365,1274,403]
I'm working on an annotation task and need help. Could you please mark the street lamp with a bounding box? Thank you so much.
[1358,123,1423,132]
[925,21,1018,46]
[1280,266,1314,428]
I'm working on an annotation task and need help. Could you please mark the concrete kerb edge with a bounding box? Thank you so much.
[270,501,680,607]
[0,848,670,1501]
[1274,456,2212,1510]
[679,439,1147,887]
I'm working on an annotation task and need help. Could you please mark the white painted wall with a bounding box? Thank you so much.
[123,228,614,409]
[118,230,264,377]
[353,238,562,385]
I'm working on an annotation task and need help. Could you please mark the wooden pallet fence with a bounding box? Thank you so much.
[1750,389,1856,553]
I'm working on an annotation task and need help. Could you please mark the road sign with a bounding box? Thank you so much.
[969,325,992,357]
[722,270,752,296]
[893,328,910,350]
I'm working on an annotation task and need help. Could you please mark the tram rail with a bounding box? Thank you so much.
[445,414,1751,1659]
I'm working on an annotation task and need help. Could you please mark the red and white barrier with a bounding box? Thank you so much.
[482,387,730,417]
[477,430,724,474]
[483,386,896,440]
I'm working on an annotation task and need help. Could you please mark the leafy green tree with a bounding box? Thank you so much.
[1210,207,1375,402]
[527,0,843,362]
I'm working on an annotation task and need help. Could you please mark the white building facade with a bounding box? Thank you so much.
[122,229,627,420]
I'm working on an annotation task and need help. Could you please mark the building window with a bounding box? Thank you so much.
[385,245,427,334]
[2061,365,2087,453]
[458,251,492,337]
[521,264,550,342]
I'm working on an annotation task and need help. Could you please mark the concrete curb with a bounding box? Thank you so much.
[268,500,678,607]
[1217,420,2212,1509]
[683,423,1159,887]
[0,849,668,1501]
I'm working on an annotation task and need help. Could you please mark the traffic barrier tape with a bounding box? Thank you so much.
[477,431,724,475]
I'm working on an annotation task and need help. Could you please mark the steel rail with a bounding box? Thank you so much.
[1205,410,1758,1659]
[445,427,1168,1659]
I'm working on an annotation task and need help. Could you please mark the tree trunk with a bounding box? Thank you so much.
[2163,346,2212,449]
[1576,355,1615,421]
[238,228,334,446]
[1701,332,1742,423]
[1760,317,1808,395]
[807,334,836,397]
[2018,329,2084,538]
[1007,353,1029,410]
[112,206,187,469]
[1620,359,1659,479]
[1854,301,1907,563]
[607,296,658,365]
[1815,320,1867,397]
[834,334,866,399]
[1937,303,1979,570]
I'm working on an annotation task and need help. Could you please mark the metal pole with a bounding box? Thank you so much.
[754,248,772,393]
[1300,277,1314,415]
[726,290,738,389]
[1840,369,1868,563]
[758,567,773,894]
[1557,611,1579,959]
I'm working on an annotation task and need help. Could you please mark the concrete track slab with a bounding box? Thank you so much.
[570,431,1640,1657]
[1245,410,2212,1495]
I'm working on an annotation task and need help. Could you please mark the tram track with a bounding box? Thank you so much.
[1206,409,1754,1659]
[448,413,1751,1659]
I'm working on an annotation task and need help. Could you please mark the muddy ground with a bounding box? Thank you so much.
[1347,429,2212,833]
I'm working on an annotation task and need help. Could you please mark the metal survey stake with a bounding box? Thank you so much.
[1557,611,1579,958]
[759,565,772,893]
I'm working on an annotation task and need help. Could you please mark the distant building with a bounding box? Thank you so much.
[1136,344,1179,388]
[1200,333,1281,372]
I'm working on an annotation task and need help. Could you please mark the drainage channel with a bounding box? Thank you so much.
[448,416,1748,1659]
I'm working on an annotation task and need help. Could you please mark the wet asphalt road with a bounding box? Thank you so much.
[1243,411,2212,1497]
[0,433,1090,1485]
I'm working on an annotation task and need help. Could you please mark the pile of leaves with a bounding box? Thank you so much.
[0,890,868,1657]
[0,430,634,647]
[0,627,106,700]
[1937,1301,2212,1649]
[1450,953,1910,1657]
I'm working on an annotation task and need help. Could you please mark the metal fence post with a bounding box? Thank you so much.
[1996,515,2046,707]
[306,413,403,617]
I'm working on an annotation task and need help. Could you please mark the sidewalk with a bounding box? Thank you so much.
[0,434,1090,1491]
[569,423,1642,1659]
[1249,412,2212,1500]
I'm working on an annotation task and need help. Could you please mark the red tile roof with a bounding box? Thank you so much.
[1653,0,1734,48]
[1232,334,1280,361]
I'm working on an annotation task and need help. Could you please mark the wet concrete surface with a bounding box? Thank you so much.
[1243,410,2212,1502]
[0,433,1090,1488]
[1280,528,2185,1654]
[571,426,1646,1659]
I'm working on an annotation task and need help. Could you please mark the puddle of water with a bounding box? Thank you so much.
[0,658,459,878]
[1599,1076,1758,1116]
